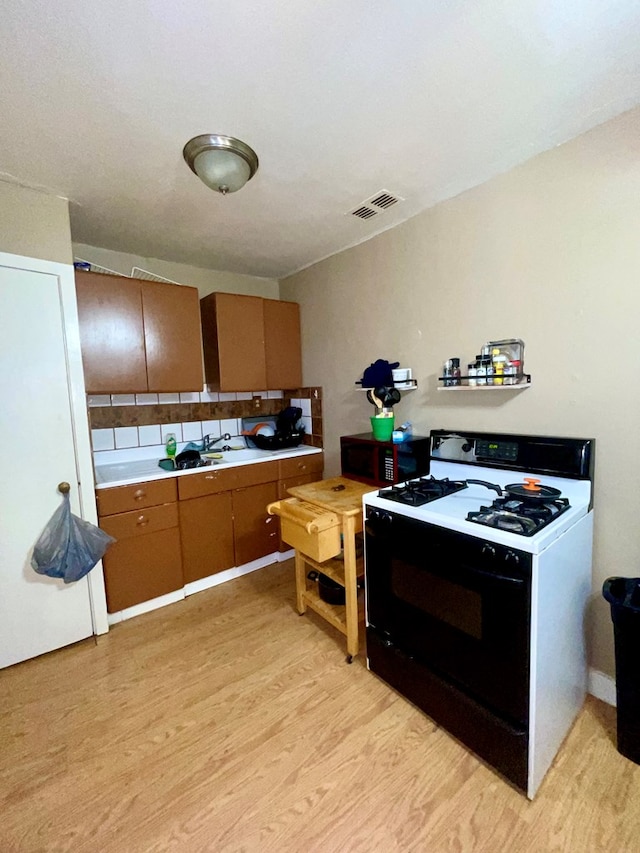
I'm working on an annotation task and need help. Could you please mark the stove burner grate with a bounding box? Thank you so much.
[467,496,571,536]
[379,476,468,506]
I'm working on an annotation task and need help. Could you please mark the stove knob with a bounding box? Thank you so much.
[481,543,496,559]
[368,509,393,526]
[505,550,520,566]
[365,509,393,536]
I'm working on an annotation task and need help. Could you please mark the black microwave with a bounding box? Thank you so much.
[340,432,431,486]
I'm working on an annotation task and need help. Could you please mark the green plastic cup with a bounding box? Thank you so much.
[370,415,394,441]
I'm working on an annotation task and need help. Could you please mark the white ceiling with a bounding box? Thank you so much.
[2,1,640,279]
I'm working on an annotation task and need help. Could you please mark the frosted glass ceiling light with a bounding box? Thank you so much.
[183,134,259,195]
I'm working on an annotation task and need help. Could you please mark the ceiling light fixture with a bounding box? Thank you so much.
[183,134,259,195]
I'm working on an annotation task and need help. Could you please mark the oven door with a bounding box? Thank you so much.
[365,509,531,724]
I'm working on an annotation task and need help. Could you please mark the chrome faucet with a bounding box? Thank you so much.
[202,432,232,451]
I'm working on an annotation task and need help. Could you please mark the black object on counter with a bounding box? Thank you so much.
[603,577,640,765]
[175,449,201,465]
[307,570,345,605]
[247,406,305,450]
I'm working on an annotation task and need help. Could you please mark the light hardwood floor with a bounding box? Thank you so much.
[1,560,639,853]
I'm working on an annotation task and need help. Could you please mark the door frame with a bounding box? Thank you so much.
[0,250,108,636]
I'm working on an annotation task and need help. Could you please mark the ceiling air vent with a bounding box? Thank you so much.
[351,205,378,220]
[369,191,399,210]
[348,189,404,222]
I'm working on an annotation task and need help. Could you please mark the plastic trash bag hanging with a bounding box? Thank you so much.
[31,492,115,584]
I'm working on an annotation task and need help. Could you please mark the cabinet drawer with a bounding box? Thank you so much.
[278,453,324,480]
[99,502,179,540]
[232,460,278,489]
[96,478,177,516]
[177,466,241,500]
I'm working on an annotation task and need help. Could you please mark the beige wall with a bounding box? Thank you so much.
[281,106,640,679]
[73,242,279,299]
[0,181,72,263]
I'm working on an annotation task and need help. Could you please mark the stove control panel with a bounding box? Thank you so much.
[475,439,518,462]
[430,430,594,480]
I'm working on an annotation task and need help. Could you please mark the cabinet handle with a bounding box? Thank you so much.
[136,515,149,526]
[205,475,218,480]
[134,489,146,501]
[265,516,274,524]
[297,463,307,471]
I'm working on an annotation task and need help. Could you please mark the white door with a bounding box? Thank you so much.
[0,257,102,668]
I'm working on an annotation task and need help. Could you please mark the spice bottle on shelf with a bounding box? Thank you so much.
[442,359,452,386]
[484,357,494,385]
[491,348,505,385]
[467,362,477,387]
[476,357,487,386]
[450,358,461,386]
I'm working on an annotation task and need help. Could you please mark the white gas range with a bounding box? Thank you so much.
[365,460,592,555]
[363,429,595,798]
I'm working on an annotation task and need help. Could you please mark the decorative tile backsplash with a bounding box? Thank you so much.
[88,387,323,452]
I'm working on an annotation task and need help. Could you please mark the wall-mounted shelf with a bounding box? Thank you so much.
[356,380,418,392]
[437,375,531,391]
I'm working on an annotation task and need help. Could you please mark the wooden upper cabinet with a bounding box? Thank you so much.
[75,271,203,394]
[142,281,203,392]
[201,292,267,391]
[263,299,302,390]
[75,271,146,393]
[201,292,302,391]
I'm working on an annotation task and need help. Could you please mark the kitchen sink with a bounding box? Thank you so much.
[212,448,272,463]
[95,445,320,487]
[94,458,167,484]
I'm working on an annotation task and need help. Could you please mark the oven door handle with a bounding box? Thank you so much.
[460,564,525,586]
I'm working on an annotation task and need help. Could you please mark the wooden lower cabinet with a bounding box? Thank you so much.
[232,482,278,566]
[98,454,323,611]
[100,505,183,613]
[179,492,235,583]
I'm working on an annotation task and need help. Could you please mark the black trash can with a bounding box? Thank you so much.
[603,577,640,764]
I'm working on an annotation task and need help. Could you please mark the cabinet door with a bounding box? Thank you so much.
[99,507,183,612]
[232,481,278,566]
[179,492,235,582]
[263,299,302,390]
[201,292,266,391]
[75,271,146,393]
[277,472,322,500]
[142,281,204,392]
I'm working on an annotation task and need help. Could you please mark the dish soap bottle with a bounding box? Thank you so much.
[165,432,177,462]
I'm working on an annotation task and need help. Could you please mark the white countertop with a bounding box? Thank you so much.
[94,445,323,489]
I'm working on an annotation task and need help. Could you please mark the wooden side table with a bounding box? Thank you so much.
[268,476,372,662]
